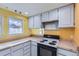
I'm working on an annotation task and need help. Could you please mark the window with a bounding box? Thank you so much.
[8,17,23,35]
[0,16,3,36]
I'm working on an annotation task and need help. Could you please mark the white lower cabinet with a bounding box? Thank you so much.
[0,40,39,56]
[23,41,31,56]
[23,47,30,56]
[11,43,23,52]
[4,53,11,56]
[24,52,30,56]
[0,48,11,56]
[0,40,78,56]
[31,41,37,56]
[57,48,77,56]
[23,41,30,47]
[11,43,24,56]
[57,53,64,56]
[11,48,23,56]
[23,46,30,56]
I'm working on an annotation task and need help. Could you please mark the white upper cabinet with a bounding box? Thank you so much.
[33,15,41,28]
[28,16,34,28]
[29,15,41,29]
[59,4,74,28]
[49,9,58,21]
[41,12,49,22]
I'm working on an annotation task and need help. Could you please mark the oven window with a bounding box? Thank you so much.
[38,44,57,56]
[40,48,52,56]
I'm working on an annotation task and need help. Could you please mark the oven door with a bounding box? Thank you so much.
[37,43,57,56]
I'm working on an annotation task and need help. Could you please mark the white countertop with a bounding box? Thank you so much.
[0,37,42,50]
[0,37,78,53]
[58,40,78,53]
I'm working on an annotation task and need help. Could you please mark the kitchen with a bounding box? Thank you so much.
[0,3,79,56]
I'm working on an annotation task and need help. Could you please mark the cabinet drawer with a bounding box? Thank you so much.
[23,41,30,47]
[23,45,30,51]
[11,44,23,52]
[24,52,30,56]
[23,48,30,54]
[58,48,77,56]
[11,49,23,56]
[57,53,64,56]
[0,48,11,56]
[4,53,11,56]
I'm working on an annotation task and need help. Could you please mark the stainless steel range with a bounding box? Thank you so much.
[37,35,60,56]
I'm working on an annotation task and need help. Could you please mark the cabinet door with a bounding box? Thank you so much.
[57,53,65,56]
[11,43,23,52]
[11,44,23,56]
[59,4,74,27]
[23,41,30,47]
[33,15,41,28]
[24,52,30,56]
[4,53,11,56]
[23,41,31,56]
[23,48,30,56]
[57,48,77,56]
[0,48,11,56]
[49,9,58,21]
[11,48,23,56]
[31,45,37,56]
[31,41,37,56]
[42,12,49,22]
[28,16,34,28]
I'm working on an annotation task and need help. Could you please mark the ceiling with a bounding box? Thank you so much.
[0,3,70,16]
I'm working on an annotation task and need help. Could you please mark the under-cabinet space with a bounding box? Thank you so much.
[42,20,58,30]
